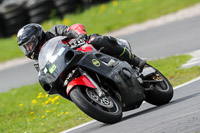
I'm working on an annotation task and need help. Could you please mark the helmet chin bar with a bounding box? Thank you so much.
[30,52,35,59]
[30,52,39,60]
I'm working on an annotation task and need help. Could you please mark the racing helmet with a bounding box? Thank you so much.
[17,23,45,60]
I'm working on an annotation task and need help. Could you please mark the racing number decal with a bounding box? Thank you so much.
[92,59,100,67]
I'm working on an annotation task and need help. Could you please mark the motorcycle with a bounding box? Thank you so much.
[38,36,173,124]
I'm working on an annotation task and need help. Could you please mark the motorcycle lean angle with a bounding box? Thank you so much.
[38,36,173,124]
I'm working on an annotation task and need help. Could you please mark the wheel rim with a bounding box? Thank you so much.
[85,88,120,113]
[86,88,114,108]
[153,73,169,91]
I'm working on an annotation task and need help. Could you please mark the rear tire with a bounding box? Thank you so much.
[70,86,122,124]
[145,68,173,106]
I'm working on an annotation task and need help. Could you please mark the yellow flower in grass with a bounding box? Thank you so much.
[46,110,51,113]
[30,112,34,115]
[65,112,69,115]
[41,123,44,126]
[37,93,44,99]
[41,115,45,119]
[51,99,55,104]
[37,92,44,98]
[56,102,60,105]
[19,104,23,107]
[45,101,49,104]
[42,102,45,106]
[99,4,106,13]
[57,114,60,117]
[37,95,43,99]
[32,99,37,104]
[54,96,60,100]
[61,112,64,115]
[47,98,53,102]
[45,94,48,98]
[112,0,118,6]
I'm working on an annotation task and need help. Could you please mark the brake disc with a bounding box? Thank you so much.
[86,88,114,108]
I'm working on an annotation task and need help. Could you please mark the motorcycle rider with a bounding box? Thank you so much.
[17,23,146,72]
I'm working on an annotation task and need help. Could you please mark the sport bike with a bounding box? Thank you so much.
[38,36,173,124]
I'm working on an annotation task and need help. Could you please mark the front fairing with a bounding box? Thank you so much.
[38,36,145,107]
[38,36,83,94]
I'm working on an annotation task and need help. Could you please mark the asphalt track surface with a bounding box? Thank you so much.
[1,13,200,92]
[61,77,200,133]
[121,14,200,59]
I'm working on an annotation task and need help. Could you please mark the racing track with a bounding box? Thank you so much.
[61,77,200,133]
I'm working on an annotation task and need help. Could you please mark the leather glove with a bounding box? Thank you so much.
[66,29,87,44]
[66,29,79,39]
[75,34,87,44]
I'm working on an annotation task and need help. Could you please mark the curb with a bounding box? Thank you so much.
[181,49,200,68]
[0,57,32,71]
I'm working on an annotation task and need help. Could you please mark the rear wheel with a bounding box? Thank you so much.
[70,86,122,124]
[144,68,173,106]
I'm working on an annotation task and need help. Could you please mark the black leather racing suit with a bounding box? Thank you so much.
[43,24,133,61]
[34,24,144,71]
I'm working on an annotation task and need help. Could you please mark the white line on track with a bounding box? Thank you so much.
[60,76,200,133]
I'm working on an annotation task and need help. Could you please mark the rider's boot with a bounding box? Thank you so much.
[130,54,146,72]
[118,48,146,72]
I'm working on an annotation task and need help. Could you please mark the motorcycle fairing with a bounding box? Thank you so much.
[106,61,146,110]
[76,53,112,76]
[76,53,146,110]
[38,37,145,110]
[66,75,96,95]
[38,37,111,94]
[38,37,85,94]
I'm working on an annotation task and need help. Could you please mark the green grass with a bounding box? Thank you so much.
[0,84,92,133]
[0,0,200,62]
[43,0,200,34]
[1,54,200,133]
[0,37,24,62]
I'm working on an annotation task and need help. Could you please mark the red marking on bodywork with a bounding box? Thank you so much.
[66,75,96,95]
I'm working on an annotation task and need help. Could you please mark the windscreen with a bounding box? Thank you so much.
[38,36,65,69]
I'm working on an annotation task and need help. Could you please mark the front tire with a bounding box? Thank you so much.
[70,86,122,124]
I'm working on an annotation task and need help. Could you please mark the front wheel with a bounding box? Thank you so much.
[144,67,174,106]
[69,86,122,124]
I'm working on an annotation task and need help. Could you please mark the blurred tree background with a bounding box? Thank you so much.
[0,0,110,37]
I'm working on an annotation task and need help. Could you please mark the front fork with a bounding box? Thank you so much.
[79,68,105,97]
[66,68,105,97]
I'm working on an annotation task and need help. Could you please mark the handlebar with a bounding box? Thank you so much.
[70,41,86,49]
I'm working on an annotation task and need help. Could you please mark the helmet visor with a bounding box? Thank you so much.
[19,35,39,55]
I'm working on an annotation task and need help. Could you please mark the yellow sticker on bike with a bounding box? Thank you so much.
[92,59,100,67]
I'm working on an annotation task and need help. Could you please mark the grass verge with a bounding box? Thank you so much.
[0,0,200,62]
[1,54,200,133]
